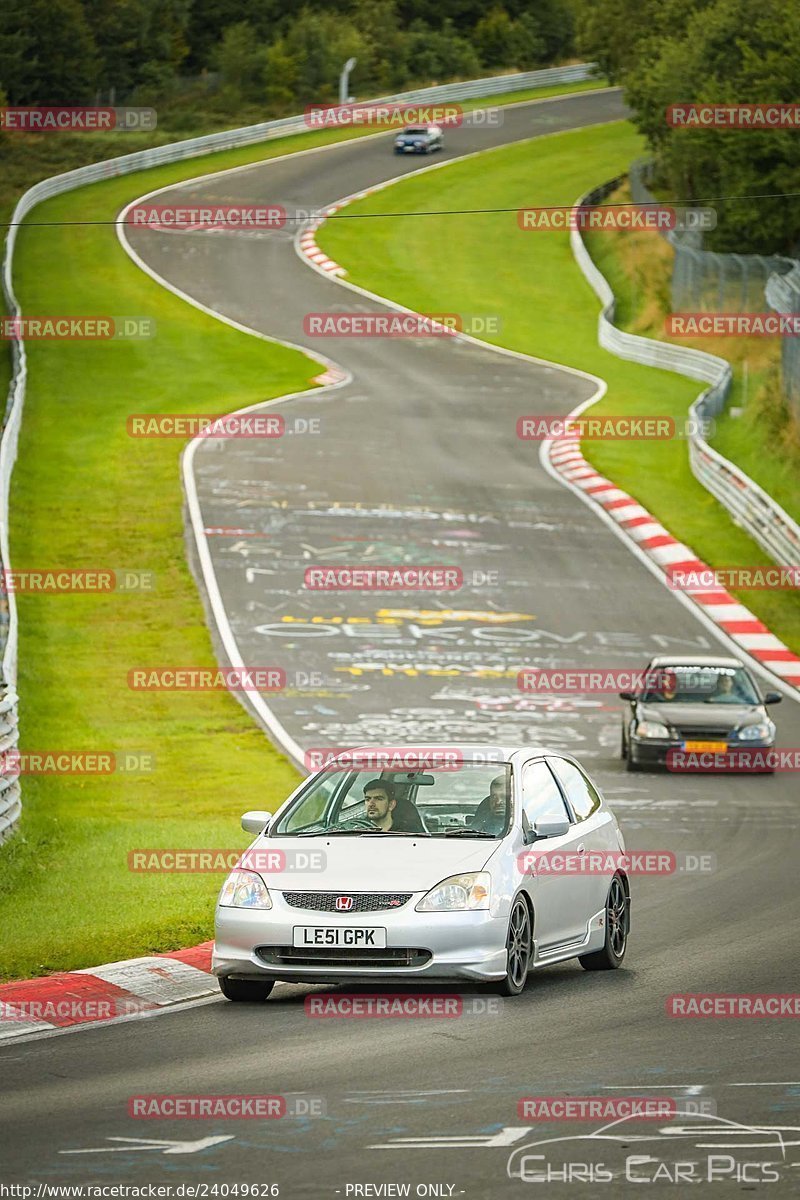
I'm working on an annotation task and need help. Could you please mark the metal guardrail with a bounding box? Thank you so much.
[571,178,800,568]
[0,688,20,842]
[0,62,599,841]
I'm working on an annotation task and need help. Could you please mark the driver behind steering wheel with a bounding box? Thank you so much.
[363,779,398,831]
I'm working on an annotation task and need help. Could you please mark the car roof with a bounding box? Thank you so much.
[647,654,744,668]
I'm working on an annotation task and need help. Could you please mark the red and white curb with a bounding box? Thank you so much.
[312,365,348,386]
[298,203,350,276]
[0,941,216,1040]
[546,429,800,689]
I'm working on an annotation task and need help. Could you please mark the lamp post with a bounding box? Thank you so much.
[339,57,357,106]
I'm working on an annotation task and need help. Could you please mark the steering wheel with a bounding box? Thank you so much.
[336,816,379,832]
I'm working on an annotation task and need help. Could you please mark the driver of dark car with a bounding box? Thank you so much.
[712,673,744,701]
[472,774,509,835]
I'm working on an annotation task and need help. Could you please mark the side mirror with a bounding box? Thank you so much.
[619,691,635,701]
[533,818,571,839]
[763,692,782,705]
[241,810,273,834]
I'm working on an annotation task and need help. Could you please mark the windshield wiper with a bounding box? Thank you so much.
[442,828,499,838]
[291,827,432,838]
[383,830,432,837]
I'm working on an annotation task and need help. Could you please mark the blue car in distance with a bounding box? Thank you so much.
[394,124,444,154]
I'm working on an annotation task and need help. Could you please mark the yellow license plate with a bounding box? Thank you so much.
[683,740,727,753]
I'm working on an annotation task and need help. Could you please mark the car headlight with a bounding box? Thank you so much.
[734,722,773,742]
[218,869,272,909]
[416,872,491,912]
[636,720,671,739]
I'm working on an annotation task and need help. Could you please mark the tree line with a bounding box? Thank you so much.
[0,0,576,111]
[575,0,800,254]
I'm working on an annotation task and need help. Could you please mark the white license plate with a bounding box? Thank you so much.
[293,926,387,949]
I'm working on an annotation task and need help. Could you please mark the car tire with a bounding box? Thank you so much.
[579,874,629,971]
[494,895,532,996]
[625,746,642,772]
[218,976,275,1002]
[620,727,628,760]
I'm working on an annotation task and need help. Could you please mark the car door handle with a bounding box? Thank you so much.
[576,844,586,853]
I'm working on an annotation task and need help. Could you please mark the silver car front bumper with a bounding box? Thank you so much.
[213,893,509,983]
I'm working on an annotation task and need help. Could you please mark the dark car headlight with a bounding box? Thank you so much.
[635,720,672,739]
[733,721,774,742]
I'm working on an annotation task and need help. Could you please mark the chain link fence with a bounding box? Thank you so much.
[765,265,800,414]
[629,159,796,311]
[629,158,799,416]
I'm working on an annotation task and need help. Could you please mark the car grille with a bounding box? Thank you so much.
[675,726,733,740]
[257,946,431,969]
[281,892,413,913]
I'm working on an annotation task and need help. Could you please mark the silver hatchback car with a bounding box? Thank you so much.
[213,745,630,1001]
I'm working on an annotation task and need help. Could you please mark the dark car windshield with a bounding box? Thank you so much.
[402,127,428,135]
[274,762,512,838]
[641,665,760,705]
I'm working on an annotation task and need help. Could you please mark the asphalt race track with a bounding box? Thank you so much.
[3,89,800,1196]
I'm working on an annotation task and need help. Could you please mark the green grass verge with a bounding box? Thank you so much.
[0,80,607,982]
[317,120,800,653]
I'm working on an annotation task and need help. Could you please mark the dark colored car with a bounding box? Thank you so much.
[620,655,781,772]
[393,124,443,154]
